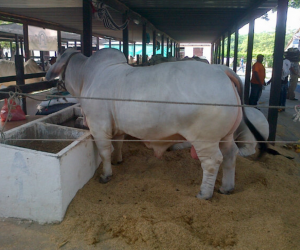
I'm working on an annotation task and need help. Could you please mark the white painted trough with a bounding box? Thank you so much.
[0,104,101,223]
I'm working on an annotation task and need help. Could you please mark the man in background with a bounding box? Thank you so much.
[237,56,244,72]
[249,54,266,107]
[267,56,291,112]
[287,60,299,101]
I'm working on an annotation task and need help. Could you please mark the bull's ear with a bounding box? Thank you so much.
[45,58,65,81]
[45,49,76,81]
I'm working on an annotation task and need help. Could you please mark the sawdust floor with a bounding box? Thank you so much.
[1,140,300,250]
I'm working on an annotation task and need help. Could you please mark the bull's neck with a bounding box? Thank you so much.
[64,54,87,97]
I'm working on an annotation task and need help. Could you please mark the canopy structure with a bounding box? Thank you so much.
[0,0,279,44]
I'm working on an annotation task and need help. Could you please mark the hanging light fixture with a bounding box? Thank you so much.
[133,19,140,25]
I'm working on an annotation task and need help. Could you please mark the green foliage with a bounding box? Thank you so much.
[289,0,300,9]
[0,21,17,51]
[223,30,296,67]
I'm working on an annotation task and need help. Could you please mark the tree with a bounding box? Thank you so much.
[289,0,300,8]
[0,21,17,58]
[225,30,295,67]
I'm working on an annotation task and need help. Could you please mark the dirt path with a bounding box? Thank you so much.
[1,140,300,250]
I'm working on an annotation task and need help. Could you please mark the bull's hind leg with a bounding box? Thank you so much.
[219,134,239,194]
[111,135,124,165]
[94,136,114,183]
[192,141,223,200]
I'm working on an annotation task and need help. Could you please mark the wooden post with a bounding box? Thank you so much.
[153,30,156,56]
[218,39,221,64]
[166,37,169,57]
[233,27,239,72]
[122,12,129,61]
[23,23,30,61]
[20,38,24,56]
[244,19,255,104]
[15,35,19,56]
[96,37,99,50]
[226,31,231,67]
[15,55,27,114]
[10,41,13,59]
[267,0,289,143]
[142,22,147,64]
[82,0,92,57]
[214,43,217,64]
[57,30,62,54]
[161,35,164,57]
[221,35,225,65]
[209,43,213,64]
[40,51,45,71]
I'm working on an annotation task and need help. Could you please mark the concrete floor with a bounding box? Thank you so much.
[257,83,300,141]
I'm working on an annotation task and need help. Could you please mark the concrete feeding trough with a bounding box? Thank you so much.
[0,104,101,223]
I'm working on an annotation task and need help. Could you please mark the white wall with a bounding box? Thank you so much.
[181,43,212,62]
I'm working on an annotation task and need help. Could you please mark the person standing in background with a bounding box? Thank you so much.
[287,61,299,100]
[267,57,291,112]
[249,54,266,107]
[237,56,244,72]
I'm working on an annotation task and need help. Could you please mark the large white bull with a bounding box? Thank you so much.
[0,59,44,88]
[46,48,264,200]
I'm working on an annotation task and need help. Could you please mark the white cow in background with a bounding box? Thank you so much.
[170,107,269,157]
[149,55,209,65]
[149,54,177,65]
[181,56,209,64]
[0,59,44,89]
[46,48,266,200]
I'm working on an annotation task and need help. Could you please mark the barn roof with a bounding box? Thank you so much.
[0,0,279,44]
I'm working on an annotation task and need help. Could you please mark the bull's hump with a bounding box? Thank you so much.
[92,48,127,65]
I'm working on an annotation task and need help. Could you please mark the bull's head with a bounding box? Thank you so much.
[45,48,79,81]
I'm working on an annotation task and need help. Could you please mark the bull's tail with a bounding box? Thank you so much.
[224,68,268,158]
[242,113,268,158]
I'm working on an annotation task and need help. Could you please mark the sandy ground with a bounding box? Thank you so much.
[1,139,300,250]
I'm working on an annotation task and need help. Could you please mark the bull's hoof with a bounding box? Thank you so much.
[218,188,234,195]
[99,175,112,184]
[196,191,212,200]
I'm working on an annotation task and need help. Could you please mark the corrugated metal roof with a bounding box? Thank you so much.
[0,0,279,44]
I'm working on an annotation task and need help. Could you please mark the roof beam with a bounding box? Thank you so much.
[100,0,177,42]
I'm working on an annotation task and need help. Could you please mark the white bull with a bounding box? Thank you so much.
[0,59,44,88]
[149,54,177,65]
[46,48,263,200]
[181,56,209,64]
